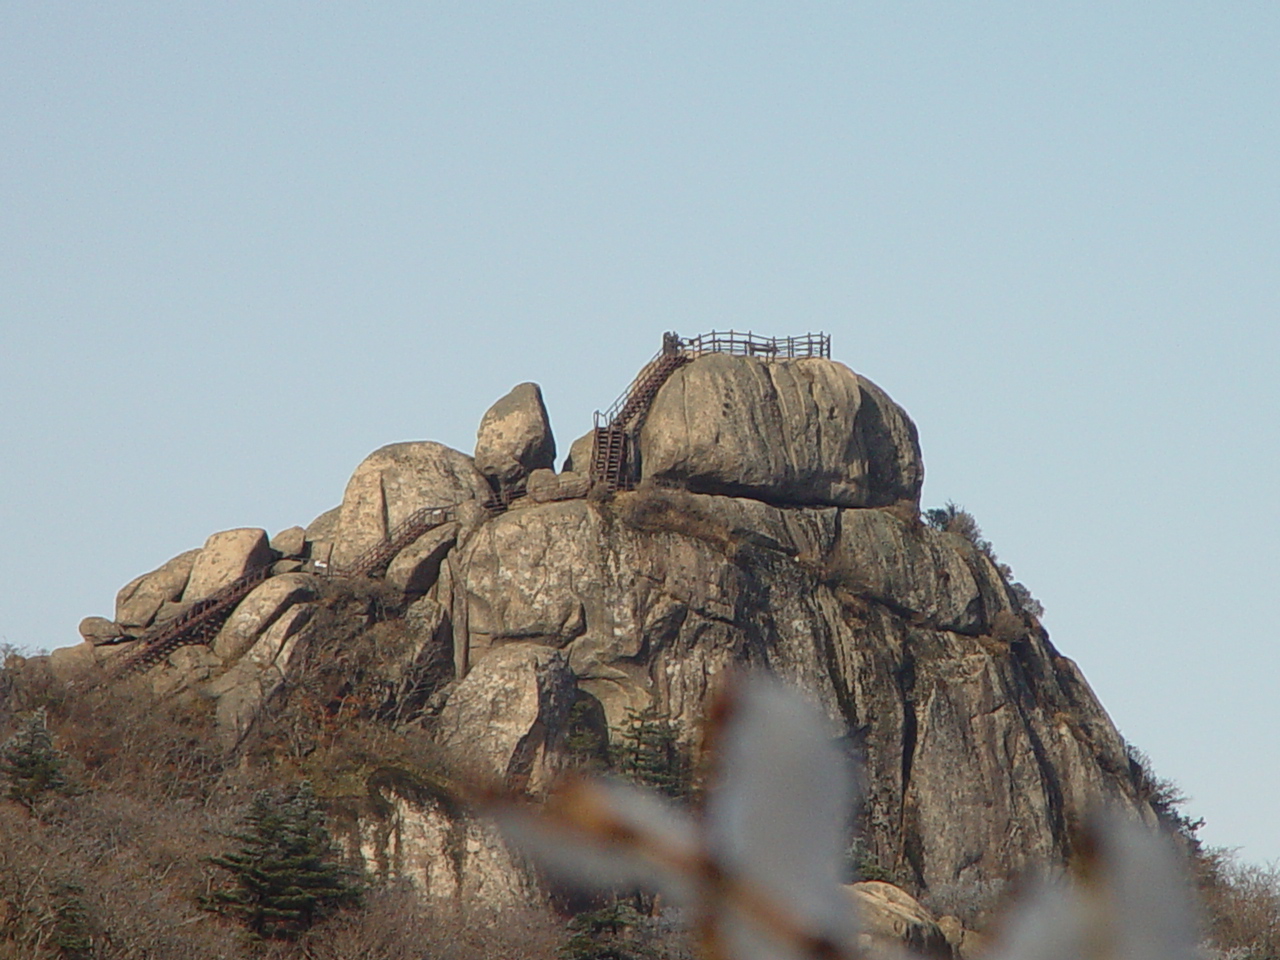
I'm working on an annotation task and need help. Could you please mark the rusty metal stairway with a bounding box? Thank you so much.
[587,330,830,493]
[589,347,691,491]
[590,425,629,492]
[331,503,460,579]
[110,502,467,680]
[111,328,831,678]
[109,564,273,680]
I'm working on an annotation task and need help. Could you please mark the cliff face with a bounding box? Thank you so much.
[451,490,1142,890]
[64,347,1150,902]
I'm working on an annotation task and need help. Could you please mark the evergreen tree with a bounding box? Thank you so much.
[209,781,361,940]
[49,880,93,960]
[611,705,690,799]
[560,899,655,960]
[0,709,69,810]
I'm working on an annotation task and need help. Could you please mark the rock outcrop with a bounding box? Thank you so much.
[210,573,320,662]
[639,354,923,508]
[78,615,123,645]
[385,523,458,597]
[434,643,577,797]
[76,334,1152,913]
[561,430,595,475]
[846,881,953,958]
[115,548,200,632]
[339,776,538,909]
[452,486,1145,890]
[270,525,307,557]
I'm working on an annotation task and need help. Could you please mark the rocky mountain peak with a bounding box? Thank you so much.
[56,330,1152,908]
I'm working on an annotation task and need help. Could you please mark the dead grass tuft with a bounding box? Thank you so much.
[618,485,741,558]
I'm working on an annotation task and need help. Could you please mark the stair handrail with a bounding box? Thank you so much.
[329,502,462,578]
[110,561,274,679]
[111,499,475,680]
[591,329,829,430]
[593,346,669,430]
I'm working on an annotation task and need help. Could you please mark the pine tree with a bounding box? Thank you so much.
[209,781,361,940]
[560,899,655,960]
[0,709,69,810]
[49,880,93,960]
[611,705,690,799]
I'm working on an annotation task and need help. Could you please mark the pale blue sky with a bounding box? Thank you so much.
[2,4,1277,863]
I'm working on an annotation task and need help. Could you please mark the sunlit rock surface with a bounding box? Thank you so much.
[80,358,1152,905]
[639,354,923,508]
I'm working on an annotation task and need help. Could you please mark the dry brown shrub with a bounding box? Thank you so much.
[1198,849,1280,958]
[989,610,1026,644]
[619,486,740,558]
[0,794,246,960]
[50,683,225,803]
[278,886,563,960]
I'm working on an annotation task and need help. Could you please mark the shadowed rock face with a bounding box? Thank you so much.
[115,548,200,632]
[639,355,923,508]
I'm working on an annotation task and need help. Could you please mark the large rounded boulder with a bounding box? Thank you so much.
[114,548,200,632]
[332,441,489,569]
[474,382,556,493]
[638,355,923,508]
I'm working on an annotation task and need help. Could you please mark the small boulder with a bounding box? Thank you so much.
[270,525,307,557]
[183,529,275,602]
[562,430,595,475]
[305,506,341,544]
[78,616,123,645]
[385,522,458,596]
[936,915,984,960]
[115,549,200,631]
[527,468,590,503]
[435,643,577,796]
[333,442,489,570]
[211,573,320,663]
[474,383,556,491]
[846,881,953,958]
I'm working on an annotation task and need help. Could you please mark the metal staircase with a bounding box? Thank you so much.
[110,503,466,680]
[588,329,830,492]
[109,564,273,680]
[110,328,831,679]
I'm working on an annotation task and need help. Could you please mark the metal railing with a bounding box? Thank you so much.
[329,503,461,579]
[110,502,472,680]
[588,329,830,491]
[677,329,830,360]
[109,562,274,680]
[593,329,830,431]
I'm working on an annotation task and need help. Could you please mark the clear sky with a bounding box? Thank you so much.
[2,4,1277,863]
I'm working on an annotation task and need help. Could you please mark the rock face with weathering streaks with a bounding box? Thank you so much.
[183,529,274,603]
